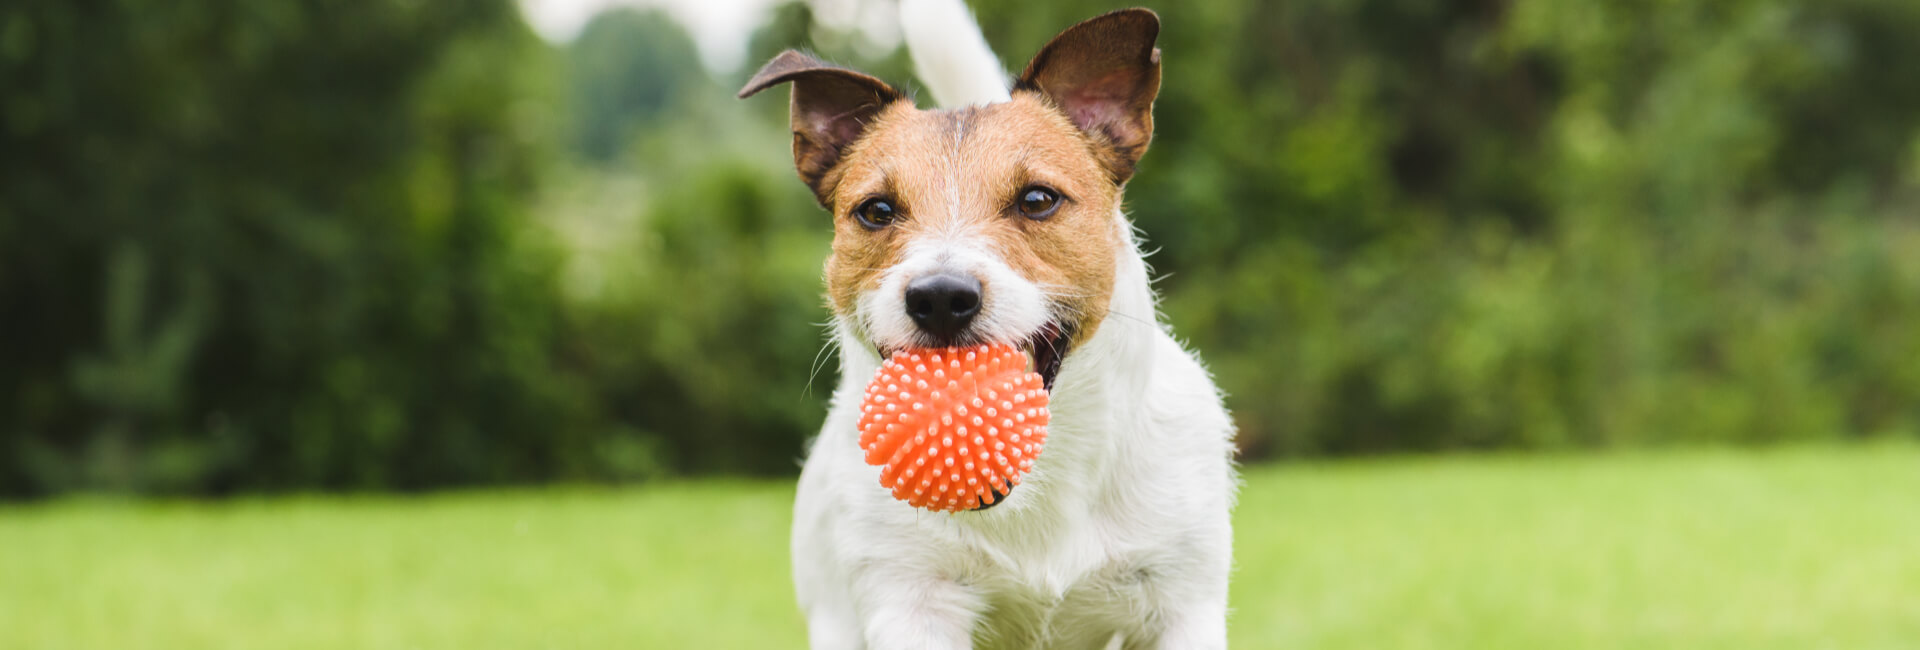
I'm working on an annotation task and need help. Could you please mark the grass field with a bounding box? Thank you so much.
[2,444,1916,649]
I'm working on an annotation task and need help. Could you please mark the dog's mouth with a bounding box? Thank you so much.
[1022,321,1072,391]
[877,321,1074,391]
[872,322,1072,512]
[975,323,1069,512]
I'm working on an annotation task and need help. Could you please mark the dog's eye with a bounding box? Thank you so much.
[1016,186,1063,219]
[853,198,899,229]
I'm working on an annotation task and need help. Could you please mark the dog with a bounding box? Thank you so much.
[739,3,1237,647]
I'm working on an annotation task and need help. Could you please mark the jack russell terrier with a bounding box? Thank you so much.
[739,2,1237,647]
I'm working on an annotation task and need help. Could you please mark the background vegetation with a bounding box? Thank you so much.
[5,0,1920,497]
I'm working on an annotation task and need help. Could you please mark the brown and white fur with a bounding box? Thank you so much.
[739,4,1236,648]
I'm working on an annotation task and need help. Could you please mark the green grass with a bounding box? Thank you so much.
[3,445,1916,649]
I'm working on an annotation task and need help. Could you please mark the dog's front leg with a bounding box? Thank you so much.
[854,567,983,649]
[1140,598,1228,650]
[1125,553,1230,650]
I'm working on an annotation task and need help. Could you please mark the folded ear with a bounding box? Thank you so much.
[1015,9,1161,182]
[739,50,904,203]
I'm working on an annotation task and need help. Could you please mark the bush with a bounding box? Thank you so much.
[6,0,1920,496]
[961,0,1920,455]
[0,0,593,495]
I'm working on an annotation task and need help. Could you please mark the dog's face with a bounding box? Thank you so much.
[741,10,1161,388]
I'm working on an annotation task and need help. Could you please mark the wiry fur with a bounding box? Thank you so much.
[751,6,1238,648]
[797,225,1236,648]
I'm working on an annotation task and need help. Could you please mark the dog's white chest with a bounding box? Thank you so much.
[968,539,1156,649]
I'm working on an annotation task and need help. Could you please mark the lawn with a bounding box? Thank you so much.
[2,444,1916,649]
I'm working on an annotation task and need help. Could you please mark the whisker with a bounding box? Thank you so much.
[1040,296,1158,331]
[804,324,842,399]
[1103,310,1159,329]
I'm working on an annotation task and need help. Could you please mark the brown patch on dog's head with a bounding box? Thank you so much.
[817,95,1126,348]
[739,9,1162,356]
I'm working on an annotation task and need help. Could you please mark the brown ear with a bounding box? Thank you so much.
[1015,9,1161,182]
[739,50,903,204]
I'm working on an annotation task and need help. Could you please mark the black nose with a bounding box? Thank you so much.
[905,274,982,342]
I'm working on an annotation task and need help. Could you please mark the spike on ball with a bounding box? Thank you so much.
[858,343,1051,512]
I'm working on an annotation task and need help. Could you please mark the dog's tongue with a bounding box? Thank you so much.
[855,343,1050,512]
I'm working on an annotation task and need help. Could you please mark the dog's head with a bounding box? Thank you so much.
[740,9,1160,389]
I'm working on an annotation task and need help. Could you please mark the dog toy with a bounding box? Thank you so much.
[856,343,1050,512]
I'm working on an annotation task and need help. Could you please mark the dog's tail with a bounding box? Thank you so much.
[900,0,1011,107]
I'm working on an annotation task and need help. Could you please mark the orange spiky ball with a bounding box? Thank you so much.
[856,343,1050,512]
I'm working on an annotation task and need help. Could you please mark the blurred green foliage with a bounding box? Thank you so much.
[958,0,1920,455]
[3,0,1919,496]
[1,0,592,494]
[564,8,702,163]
